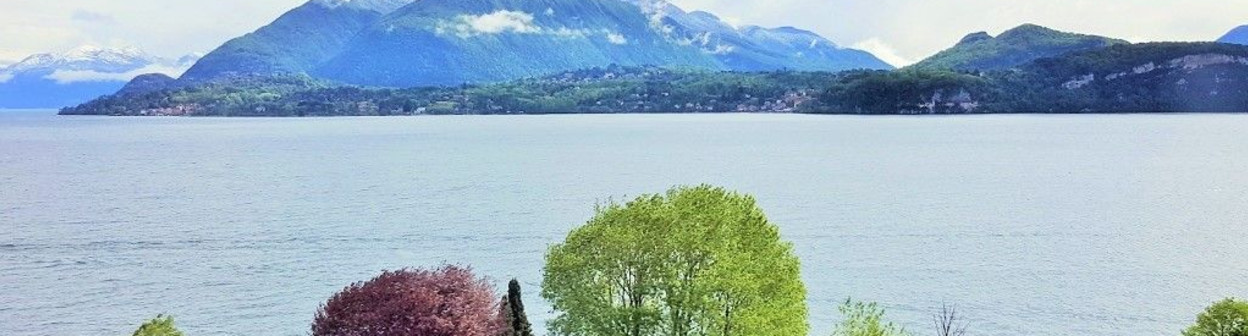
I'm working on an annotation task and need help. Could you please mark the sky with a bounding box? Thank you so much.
[0,0,1246,67]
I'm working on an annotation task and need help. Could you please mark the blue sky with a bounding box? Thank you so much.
[1,0,1245,66]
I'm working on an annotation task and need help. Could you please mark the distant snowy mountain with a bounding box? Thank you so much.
[182,0,892,87]
[0,46,199,108]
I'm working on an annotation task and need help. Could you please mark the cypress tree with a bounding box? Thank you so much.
[502,279,533,336]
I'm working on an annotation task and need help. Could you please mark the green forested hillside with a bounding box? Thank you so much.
[908,24,1128,72]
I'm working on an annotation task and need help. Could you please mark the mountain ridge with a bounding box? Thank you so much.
[179,0,892,87]
[908,24,1128,71]
[62,42,1248,116]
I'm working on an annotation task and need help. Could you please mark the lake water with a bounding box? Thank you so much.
[2,110,1246,336]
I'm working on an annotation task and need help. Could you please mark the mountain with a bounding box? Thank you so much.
[0,46,198,108]
[64,42,1248,116]
[997,42,1248,112]
[908,24,1128,71]
[179,1,384,82]
[180,0,891,87]
[659,9,891,71]
[1218,25,1248,45]
[821,42,1248,113]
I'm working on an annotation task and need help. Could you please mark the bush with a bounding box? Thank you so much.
[543,185,808,336]
[312,265,504,336]
[832,299,909,336]
[131,315,184,336]
[1184,298,1248,336]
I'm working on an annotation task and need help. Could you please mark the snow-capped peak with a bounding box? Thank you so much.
[5,46,152,74]
[0,45,203,85]
[62,45,149,63]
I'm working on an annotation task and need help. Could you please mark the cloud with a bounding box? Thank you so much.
[851,38,912,67]
[43,63,191,84]
[549,27,590,38]
[606,32,628,45]
[71,10,117,25]
[0,72,13,84]
[708,44,735,55]
[437,10,540,37]
[435,10,626,44]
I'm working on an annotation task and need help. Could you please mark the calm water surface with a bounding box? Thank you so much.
[2,110,1246,336]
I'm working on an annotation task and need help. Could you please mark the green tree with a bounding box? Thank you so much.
[1184,298,1248,336]
[132,315,184,336]
[831,300,908,336]
[542,185,807,336]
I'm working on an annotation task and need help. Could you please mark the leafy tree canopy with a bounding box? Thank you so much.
[1184,298,1248,336]
[132,315,184,336]
[542,185,807,336]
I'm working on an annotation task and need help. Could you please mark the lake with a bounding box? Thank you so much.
[1,110,1246,336]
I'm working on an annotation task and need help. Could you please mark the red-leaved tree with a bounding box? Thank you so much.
[312,265,504,336]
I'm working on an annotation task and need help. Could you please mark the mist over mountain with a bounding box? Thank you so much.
[0,46,197,108]
[181,0,892,87]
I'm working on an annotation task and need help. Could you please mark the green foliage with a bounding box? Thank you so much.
[1183,298,1248,336]
[909,24,1127,72]
[815,69,992,114]
[831,300,908,336]
[131,315,184,336]
[541,185,808,336]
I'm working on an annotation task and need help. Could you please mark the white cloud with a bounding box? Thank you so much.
[851,38,912,67]
[437,10,540,37]
[708,44,735,55]
[550,27,590,38]
[43,62,190,84]
[0,72,13,84]
[606,32,629,45]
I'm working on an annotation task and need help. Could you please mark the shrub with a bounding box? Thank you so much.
[832,299,909,336]
[312,265,504,336]
[1184,298,1248,336]
[131,315,184,336]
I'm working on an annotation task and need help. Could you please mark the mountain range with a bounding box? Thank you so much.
[0,46,197,108]
[62,40,1248,116]
[181,0,893,87]
[20,0,1248,112]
